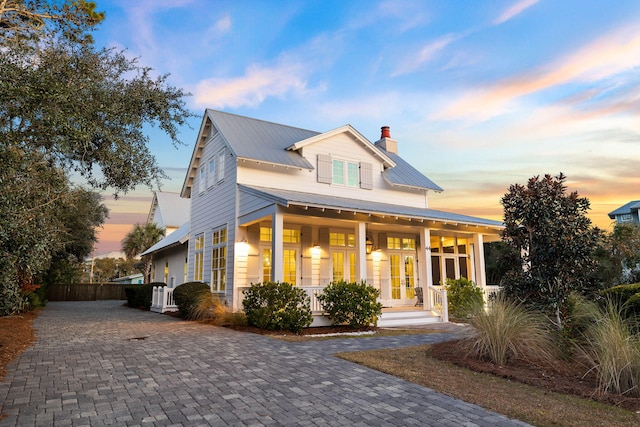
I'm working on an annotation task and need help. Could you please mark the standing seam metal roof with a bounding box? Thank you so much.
[239,185,503,228]
[209,109,318,170]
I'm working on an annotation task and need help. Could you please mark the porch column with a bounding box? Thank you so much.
[419,228,433,311]
[271,207,284,282]
[355,221,367,282]
[473,233,486,288]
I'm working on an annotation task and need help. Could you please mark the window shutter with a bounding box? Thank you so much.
[317,154,332,184]
[360,162,373,189]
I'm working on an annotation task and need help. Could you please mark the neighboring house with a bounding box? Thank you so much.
[111,274,144,285]
[145,110,504,324]
[142,221,189,289]
[147,191,191,236]
[608,201,640,224]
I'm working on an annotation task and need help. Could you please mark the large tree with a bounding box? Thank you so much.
[0,1,192,313]
[37,188,109,285]
[121,223,166,284]
[500,173,601,328]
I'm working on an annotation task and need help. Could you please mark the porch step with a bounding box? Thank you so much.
[377,310,442,327]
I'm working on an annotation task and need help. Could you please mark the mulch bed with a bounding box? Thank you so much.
[430,338,640,412]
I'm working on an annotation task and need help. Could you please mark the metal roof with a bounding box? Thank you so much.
[141,222,189,256]
[210,109,317,169]
[148,192,190,228]
[182,110,446,197]
[239,185,503,228]
[380,149,443,192]
[608,200,640,218]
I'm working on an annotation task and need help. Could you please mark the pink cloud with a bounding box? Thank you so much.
[494,0,539,25]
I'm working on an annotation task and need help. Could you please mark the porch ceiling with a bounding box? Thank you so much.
[238,185,504,237]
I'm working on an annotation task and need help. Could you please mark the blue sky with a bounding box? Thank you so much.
[93,0,640,253]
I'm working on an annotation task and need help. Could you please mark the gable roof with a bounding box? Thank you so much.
[182,110,318,197]
[239,185,502,229]
[286,124,396,168]
[608,200,640,218]
[147,191,190,228]
[182,109,443,197]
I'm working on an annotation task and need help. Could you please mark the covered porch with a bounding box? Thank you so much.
[232,185,503,325]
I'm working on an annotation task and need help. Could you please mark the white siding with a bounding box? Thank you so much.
[237,132,429,208]
[188,132,238,305]
[150,244,188,288]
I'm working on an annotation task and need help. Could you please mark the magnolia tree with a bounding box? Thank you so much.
[500,173,602,329]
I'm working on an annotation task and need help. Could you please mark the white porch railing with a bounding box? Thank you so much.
[150,286,178,313]
[428,286,448,322]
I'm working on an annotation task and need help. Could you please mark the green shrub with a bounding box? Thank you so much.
[601,283,640,303]
[242,281,312,333]
[317,280,382,328]
[460,295,556,366]
[574,297,640,397]
[173,282,210,318]
[125,282,166,309]
[445,277,485,318]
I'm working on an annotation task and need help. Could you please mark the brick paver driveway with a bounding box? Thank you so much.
[0,301,530,426]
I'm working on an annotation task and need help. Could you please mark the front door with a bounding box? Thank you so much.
[389,253,416,304]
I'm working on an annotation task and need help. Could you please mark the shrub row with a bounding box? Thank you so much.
[242,280,382,332]
[125,282,165,309]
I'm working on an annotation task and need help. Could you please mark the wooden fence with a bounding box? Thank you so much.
[46,283,130,301]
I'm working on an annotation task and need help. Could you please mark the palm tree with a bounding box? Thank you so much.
[121,223,165,283]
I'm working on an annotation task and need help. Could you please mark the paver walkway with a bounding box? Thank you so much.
[0,301,531,426]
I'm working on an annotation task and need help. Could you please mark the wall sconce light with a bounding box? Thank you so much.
[236,238,249,258]
[311,243,321,258]
[365,236,374,254]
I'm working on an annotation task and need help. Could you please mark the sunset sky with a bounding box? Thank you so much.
[90,0,640,254]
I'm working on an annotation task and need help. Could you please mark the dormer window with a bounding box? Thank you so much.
[332,159,359,187]
[317,154,373,190]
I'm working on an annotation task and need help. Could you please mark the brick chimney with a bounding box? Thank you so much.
[375,126,398,154]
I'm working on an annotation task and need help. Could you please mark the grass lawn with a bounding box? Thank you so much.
[337,343,640,427]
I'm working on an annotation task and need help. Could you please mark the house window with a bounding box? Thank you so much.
[284,249,297,285]
[215,150,225,182]
[207,159,215,187]
[262,248,272,281]
[183,257,188,283]
[260,226,272,242]
[163,262,169,283]
[329,232,355,247]
[620,213,632,222]
[211,226,227,292]
[194,234,204,281]
[198,168,206,194]
[283,228,300,243]
[332,159,359,187]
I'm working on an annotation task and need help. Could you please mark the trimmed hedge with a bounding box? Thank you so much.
[242,281,312,333]
[125,282,166,309]
[317,280,382,328]
[173,282,210,318]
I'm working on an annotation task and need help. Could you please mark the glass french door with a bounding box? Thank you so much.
[390,253,416,303]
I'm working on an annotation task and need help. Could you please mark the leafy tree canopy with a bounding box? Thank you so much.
[500,173,602,328]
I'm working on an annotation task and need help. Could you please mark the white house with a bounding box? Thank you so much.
[147,191,190,236]
[145,110,504,324]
